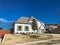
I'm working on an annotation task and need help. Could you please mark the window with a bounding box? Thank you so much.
[18,26,22,31]
[25,26,29,31]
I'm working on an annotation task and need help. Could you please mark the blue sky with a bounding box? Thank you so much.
[0,0,60,29]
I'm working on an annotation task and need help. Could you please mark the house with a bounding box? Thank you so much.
[45,24,58,33]
[45,24,58,30]
[0,29,10,35]
[49,24,60,34]
[14,16,45,34]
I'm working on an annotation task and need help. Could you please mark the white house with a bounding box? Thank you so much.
[14,16,45,33]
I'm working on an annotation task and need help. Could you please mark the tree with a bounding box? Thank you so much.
[0,27,2,30]
[31,19,38,33]
[9,21,15,27]
[9,28,14,34]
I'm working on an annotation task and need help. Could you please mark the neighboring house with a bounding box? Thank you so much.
[0,29,10,35]
[14,16,45,34]
[50,24,60,34]
[45,24,58,33]
[45,24,57,30]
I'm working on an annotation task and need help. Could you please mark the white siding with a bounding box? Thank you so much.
[37,21,45,33]
[14,21,45,33]
[14,23,35,33]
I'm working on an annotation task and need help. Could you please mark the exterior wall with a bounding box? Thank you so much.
[50,26,57,28]
[45,25,57,30]
[37,21,45,33]
[14,21,45,34]
[37,21,45,29]
[14,23,36,33]
[29,20,45,29]
[29,20,45,33]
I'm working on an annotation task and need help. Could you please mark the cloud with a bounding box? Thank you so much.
[0,18,11,23]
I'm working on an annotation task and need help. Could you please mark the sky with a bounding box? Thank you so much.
[0,0,60,29]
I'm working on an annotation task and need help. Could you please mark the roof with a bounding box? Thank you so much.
[16,16,43,24]
[28,16,35,21]
[16,17,29,24]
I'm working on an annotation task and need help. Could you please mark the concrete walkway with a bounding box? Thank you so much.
[13,38,60,45]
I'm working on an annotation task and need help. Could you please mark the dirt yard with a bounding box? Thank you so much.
[1,34,60,45]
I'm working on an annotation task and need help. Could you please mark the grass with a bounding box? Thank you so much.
[29,34,53,40]
[7,38,12,40]
[15,42,23,44]
[51,40,60,43]
[28,40,60,45]
[3,34,60,45]
[20,34,53,42]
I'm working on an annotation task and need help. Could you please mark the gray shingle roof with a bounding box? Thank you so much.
[16,17,29,23]
[28,16,35,21]
[16,16,43,24]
